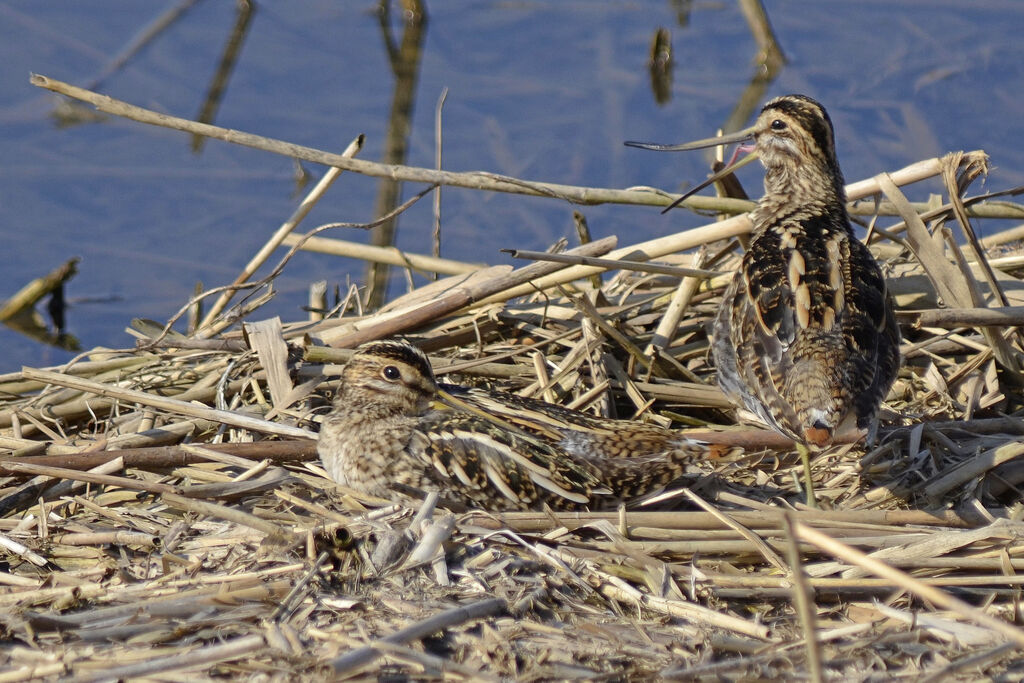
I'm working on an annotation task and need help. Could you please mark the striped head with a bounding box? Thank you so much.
[624,93,846,213]
[338,340,438,415]
[750,95,844,202]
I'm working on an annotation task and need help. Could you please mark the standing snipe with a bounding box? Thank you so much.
[627,94,901,506]
[317,340,706,511]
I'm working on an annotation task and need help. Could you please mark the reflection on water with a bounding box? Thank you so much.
[0,258,81,352]
[367,0,427,309]
[1,1,1023,370]
[192,0,254,153]
[647,27,674,107]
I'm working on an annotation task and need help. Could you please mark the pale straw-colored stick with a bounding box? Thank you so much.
[793,520,1024,649]
[66,634,266,683]
[20,367,314,439]
[0,531,49,567]
[505,248,720,279]
[782,513,823,683]
[280,233,481,275]
[923,441,1024,499]
[596,580,771,640]
[26,74,740,212]
[320,237,617,348]
[196,135,365,334]
[160,492,289,539]
[648,247,708,353]
[683,488,787,572]
[330,597,507,675]
[32,75,991,219]
[899,305,1024,328]
[476,156,957,307]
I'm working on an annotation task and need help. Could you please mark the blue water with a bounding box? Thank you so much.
[2,0,1022,370]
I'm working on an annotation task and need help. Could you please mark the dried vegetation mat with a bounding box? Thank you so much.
[2,77,1024,680]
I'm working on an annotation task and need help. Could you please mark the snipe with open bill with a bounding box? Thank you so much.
[317,340,708,511]
[626,94,901,507]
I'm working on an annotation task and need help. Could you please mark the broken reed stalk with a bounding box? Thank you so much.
[782,513,823,683]
[29,75,1020,219]
[18,367,314,439]
[317,236,618,347]
[3,461,181,495]
[648,246,708,353]
[28,73,743,212]
[280,233,483,275]
[477,153,986,306]
[793,522,1024,649]
[197,134,366,334]
[877,165,1022,372]
[0,258,79,322]
[898,305,1024,328]
[504,249,721,279]
[460,508,977,532]
[67,634,267,683]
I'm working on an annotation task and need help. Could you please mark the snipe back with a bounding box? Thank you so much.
[711,95,900,447]
[317,340,707,510]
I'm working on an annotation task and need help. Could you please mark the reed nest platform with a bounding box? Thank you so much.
[4,76,1024,680]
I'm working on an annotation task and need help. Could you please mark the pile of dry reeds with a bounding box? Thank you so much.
[1,76,1024,680]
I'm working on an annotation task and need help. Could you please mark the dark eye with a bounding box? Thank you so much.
[382,365,401,380]
[770,119,787,131]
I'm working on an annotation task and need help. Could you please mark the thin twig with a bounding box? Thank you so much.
[197,135,365,332]
[782,512,823,683]
[329,597,507,675]
[793,521,1024,649]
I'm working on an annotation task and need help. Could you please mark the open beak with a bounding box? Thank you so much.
[625,125,759,213]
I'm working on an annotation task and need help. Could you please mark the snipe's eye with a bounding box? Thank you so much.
[381,365,402,381]
[770,119,787,131]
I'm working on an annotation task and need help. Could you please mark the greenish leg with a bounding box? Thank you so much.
[796,442,818,509]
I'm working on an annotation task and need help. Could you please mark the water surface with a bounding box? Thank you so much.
[1,0,1021,370]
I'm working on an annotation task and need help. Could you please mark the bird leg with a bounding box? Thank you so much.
[796,442,818,509]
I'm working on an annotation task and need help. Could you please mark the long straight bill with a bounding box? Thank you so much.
[625,124,759,213]
[659,151,760,213]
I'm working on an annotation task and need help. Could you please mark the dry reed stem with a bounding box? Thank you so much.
[682,488,787,571]
[0,259,79,323]
[319,237,617,347]
[923,441,1024,499]
[878,166,1022,372]
[198,135,365,331]
[66,634,266,683]
[0,440,314,474]
[32,74,1023,226]
[505,248,722,279]
[899,305,1024,327]
[281,232,483,274]
[3,461,181,496]
[782,512,823,683]
[19,367,314,439]
[794,522,1024,648]
[244,317,291,401]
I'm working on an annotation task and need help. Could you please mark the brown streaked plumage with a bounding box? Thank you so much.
[627,95,901,506]
[317,340,707,511]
